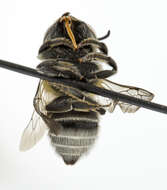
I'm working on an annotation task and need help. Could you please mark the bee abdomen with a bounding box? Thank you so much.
[48,111,98,165]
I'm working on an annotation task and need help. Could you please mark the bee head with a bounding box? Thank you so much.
[43,12,97,48]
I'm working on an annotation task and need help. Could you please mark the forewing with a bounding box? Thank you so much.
[19,110,48,151]
[101,79,154,113]
[34,80,60,115]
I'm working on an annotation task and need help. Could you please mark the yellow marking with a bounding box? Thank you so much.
[60,15,77,50]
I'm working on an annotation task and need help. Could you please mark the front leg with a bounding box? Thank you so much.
[38,37,74,55]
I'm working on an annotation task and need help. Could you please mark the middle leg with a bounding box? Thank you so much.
[79,52,118,76]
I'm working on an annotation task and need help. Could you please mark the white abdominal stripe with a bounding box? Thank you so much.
[49,123,98,158]
[50,133,96,147]
[50,132,97,157]
[51,111,99,129]
[53,117,98,123]
[51,110,99,122]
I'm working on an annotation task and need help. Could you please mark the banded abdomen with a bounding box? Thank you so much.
[48,111,99,165]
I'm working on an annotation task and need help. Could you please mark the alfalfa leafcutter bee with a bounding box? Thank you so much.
[19,13,154,165]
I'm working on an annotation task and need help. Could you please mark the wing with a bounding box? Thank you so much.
[34,80,61,115]
[99,79,154,113]
[19,110,48,151]
[20,79,61,151]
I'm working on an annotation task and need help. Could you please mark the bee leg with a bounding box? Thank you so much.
[51,83,107,114]
[79,52,117,76]
[72,101,106,115]
[46,96,73,113]
[37,60,83,80]
[86,70,116,81]
[77,38,108,54]
[39,37,74,54]
[52,83,98,106]
[45,91,105,115]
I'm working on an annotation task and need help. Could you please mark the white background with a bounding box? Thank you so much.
[0,0,167,189]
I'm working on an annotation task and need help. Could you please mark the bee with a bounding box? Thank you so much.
[19,12,154,165]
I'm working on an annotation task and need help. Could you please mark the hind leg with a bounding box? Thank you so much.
[49,83,106,114]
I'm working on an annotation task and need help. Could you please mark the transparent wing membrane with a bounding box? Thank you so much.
[19,80,59,151]
[19,111,48,151]
[34,80,59,115]
[101,79,154,113]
